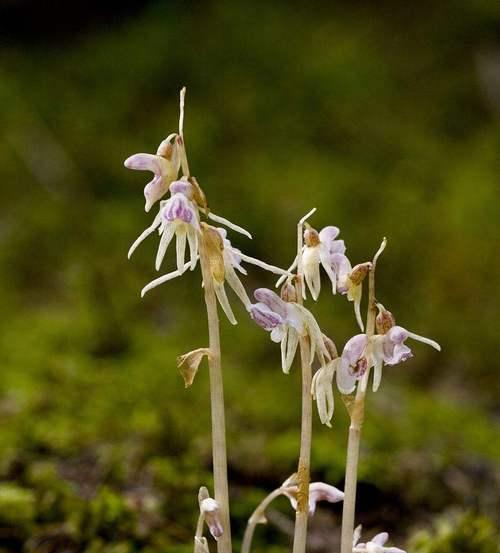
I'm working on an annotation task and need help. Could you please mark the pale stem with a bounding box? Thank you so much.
[291,211,314,553]
[241,488,285,553]
[183,87,232,553]
[340,238,386,553]
[199,241,232,553]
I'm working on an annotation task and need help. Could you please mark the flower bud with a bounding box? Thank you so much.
[198,487,223,540]
[375,303,396,334]
[280,282,297,303]
[304,225,320,247]
[349,262,372,285]
[188,176,208,210]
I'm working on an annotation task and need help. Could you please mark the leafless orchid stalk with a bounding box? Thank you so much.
[125,89,441,553]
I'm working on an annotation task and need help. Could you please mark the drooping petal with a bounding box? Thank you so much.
[302,246,321,300]
[371,336,385,392]
[224,258,251,308]
[254,288,288,318]
[144,175,168,212]
[283,328,299,374]
[187,226,199,270]
[214,283,237,325]
[176,226,188,273]
[140,262,191,297]
[207,211,252,239]
[308,482,344,515]
[155,223,176,270]
[249,302,283,330]
[319,244,338,294]
[311,361,336,426]
[238,252,290,276]
[406,330,441,351]
[128,211,162,259]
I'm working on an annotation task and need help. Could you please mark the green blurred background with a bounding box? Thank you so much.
[0,1,499,551]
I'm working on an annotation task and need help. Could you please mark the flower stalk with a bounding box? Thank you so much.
[292,208,316,553]
[340,238,386,553]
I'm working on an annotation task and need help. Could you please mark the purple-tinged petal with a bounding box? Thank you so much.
[319,226,340,243]
[254,288,288,317]
[163,193,197,224]
[308,482,344,515]
[144,175,167,212]
[342,334,368,367]
[387,325,409,345]
[330,239,346,255]
[200,498,224,540]
[249,303,283,330]
[169,179,193,196]
[371,533,389,546]
[124,153,162,173]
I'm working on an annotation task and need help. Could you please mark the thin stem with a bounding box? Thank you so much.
[291,211,314,553]
[182,87,231,553]
[241,488,285,553]
[199,241,232,553]
[340,238,386,553]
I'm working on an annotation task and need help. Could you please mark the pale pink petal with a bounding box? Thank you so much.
[249,303,283,330]
[308,482,344,515]
[124,153,161,173]
[318,225,340,243]
[254,288,288,318]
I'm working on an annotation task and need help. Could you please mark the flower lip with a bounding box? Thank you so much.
[254,288,288,318]
[163,194,195,223]
[249,303,283,330]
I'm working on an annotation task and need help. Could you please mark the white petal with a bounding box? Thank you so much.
[238,252,291,276]
[353,524,363,546]
[214,283,237,325]
[176,226,187,273]
[155,223,176,270]
[207,211,252,239]
[141,263,190,297]
[284,328,299,374]
[224,259,251,308]
[319,245,337,295]
[128,212,162,259]
[276,255,298,288]
[406,331,441,351]
[303,247,321,301]
[187,227,199,270]
[336,363,357,395]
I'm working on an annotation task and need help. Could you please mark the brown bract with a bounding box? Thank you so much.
[201,223,225,283]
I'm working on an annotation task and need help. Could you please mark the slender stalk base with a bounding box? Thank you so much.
[200,246,232,553]
[292,336,312,553]
[339,401,364,553]
[241,488,284,553]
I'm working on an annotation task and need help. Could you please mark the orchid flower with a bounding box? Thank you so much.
[249,288,330,373]
[353,525,406,553]
[128,179,201,275]
[284,481,344,516]
[124,134,182,212]
[337,309,441,394]
[141,226,290,325]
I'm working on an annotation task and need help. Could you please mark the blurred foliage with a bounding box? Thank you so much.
[0,0,499,551]
[409,511,500,553]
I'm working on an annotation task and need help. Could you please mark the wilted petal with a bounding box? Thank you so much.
[224,259,251,308]
[308,482,344,515]
[254,288,288,318]
[200,498,224,540]
[177,348,210,387]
